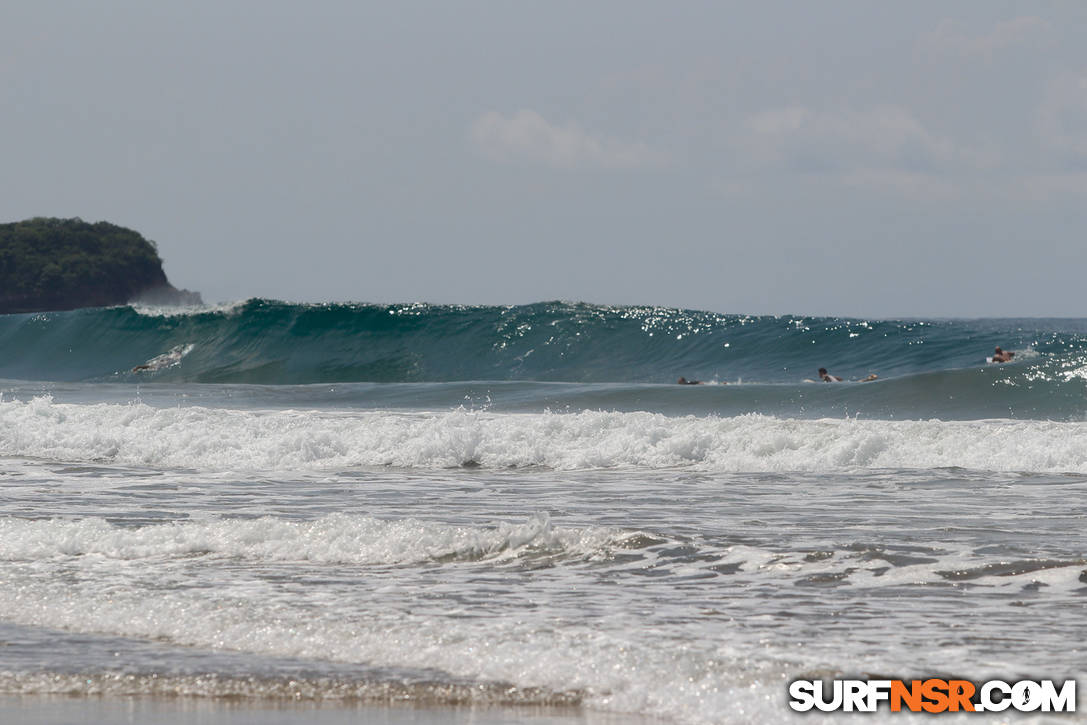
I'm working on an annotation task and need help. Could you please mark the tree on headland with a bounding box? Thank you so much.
[0,217,200,314]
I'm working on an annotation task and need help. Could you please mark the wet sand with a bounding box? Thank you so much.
[0,695,663,725]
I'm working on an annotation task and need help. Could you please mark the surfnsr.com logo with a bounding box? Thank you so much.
[788,679,1076,713]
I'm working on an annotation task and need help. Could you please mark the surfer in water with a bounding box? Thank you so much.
[131,344,195,373]
[991,347,1014,363]
[818,368,878,382]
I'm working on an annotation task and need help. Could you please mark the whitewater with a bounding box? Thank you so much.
[2,300,1087,724]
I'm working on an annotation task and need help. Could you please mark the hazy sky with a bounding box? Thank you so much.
[3,2,1086,317]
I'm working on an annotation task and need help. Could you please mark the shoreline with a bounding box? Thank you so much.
[0,694,663,725]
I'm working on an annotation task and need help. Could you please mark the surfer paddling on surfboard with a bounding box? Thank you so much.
[990,346,1014,363]
[818,368,878,383]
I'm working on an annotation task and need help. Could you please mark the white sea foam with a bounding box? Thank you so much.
[3,513,1075,591]
[0,511,1078,724]
[0,514,760,723]
[129,300,248,317]
[3,396,1087,473]
[0,577,771,724]
[0,513,628,566]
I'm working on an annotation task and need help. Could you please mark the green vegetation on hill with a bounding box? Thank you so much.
[0,217,198,314]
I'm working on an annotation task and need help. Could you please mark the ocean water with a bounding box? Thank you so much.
[2,300,1087,724]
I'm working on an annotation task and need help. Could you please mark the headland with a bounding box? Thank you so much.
[0,217,200,314]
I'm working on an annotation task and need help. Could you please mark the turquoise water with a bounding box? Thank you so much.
[2,300,1086,420]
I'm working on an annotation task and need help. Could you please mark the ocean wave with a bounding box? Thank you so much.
[4,397,1087,473]
[3,299,1086,390]
[6,511,1079,593]
[0,512,630,566]
[128,300,248,318]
